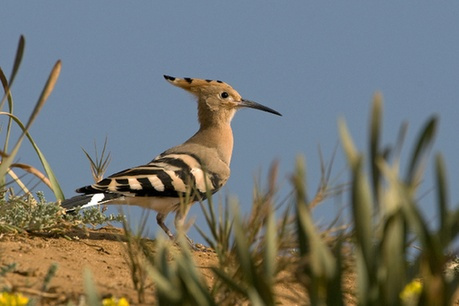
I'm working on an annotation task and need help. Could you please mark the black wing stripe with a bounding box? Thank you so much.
[76,152,222,199]
[118,169,166,176]
[137,177,153,189]
[156,170,175,192]
[155,156,193,170]
[115,178,129,185]
[154,152,203,166]
[96,179,111,187]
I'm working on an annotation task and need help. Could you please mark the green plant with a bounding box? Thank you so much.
[284,93,459,305]
[82,136,112,183]
[292,155,345,306]
[147,236,216,306]
[41,263,58,292]
[0,35,64,201]
[84,268,102,306]
[120,212,151,304]
[0,262,16,276]
[0,192,124,235]
[338,94,459,305]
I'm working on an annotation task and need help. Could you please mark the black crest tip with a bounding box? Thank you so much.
[163,75,175,81]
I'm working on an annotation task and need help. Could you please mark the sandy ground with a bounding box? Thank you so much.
[0,227,304,305]
[6,226,456,305]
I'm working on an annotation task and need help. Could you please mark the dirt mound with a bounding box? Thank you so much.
[0,227,303,305]
[0,227,217,305]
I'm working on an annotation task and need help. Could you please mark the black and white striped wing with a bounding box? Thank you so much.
[76,152,223,200]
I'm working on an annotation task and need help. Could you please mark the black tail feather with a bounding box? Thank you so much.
[61,193,121,211]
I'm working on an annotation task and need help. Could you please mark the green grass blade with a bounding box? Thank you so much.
[83,268,101,306]
[147,266,177,300]
[263,211,276,289]
[196,200,218,246]
[41,263,59,292]
[339,114,376,300]
[0,68,15,156]
[0,68,7,112]
[8,36,25,87]
[292,156,337,304]
[381,212,406,304]
[434,154,449,247]
[295,185,337,305]
[292,156,309,256]
[401,195,442,273]
[338,118,359,167]
[297,191,336,278]
[232,204,255,286]
[176,242,216,306]
[25,60,61,131]
[0,112,25,181]
[350,158,376,304]
[0,60,63,198]
[28,138,65,200]
[446,209,459,247]
[369,93,383,204]
[0,36,24,164]
[326,238,344,306]
[405,116,438,185]
[211,267,247,295]
[0,112,64,199]
[0,35,24,111]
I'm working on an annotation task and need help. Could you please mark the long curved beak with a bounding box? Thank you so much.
[239,99,282,116]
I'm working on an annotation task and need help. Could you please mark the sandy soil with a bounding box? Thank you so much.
[5,226,456,305]
[0,226,304,305]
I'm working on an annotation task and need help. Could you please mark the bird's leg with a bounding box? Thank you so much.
[156,213,175,240]
[174,203,197,249]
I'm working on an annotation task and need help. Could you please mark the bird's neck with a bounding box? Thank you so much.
[187,121,234,166]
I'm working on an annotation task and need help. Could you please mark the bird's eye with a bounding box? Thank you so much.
[220,92,229,99]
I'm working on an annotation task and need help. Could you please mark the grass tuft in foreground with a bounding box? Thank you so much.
[116,93,459,305]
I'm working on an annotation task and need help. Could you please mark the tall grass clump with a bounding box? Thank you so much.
[117,93,459,305]
[337,94,459,305]
[0,35,64,201]
[288,93,459,305]
[0,37,125,236]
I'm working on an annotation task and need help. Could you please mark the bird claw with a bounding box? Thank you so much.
[170,233,200,251]
[184,235,200,251]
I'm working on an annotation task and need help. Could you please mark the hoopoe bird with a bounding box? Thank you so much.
[61,75,281,242]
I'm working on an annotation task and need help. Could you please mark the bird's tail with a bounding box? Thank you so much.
[61,193,120,211]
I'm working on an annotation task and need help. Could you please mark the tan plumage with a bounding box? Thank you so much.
[61,75,281,243]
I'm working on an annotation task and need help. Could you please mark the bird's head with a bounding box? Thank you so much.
[164,75,281,126]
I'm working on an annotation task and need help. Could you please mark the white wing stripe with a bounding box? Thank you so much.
[149,175,165,191]
[81,193,105,208]
[128,177,142,190]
